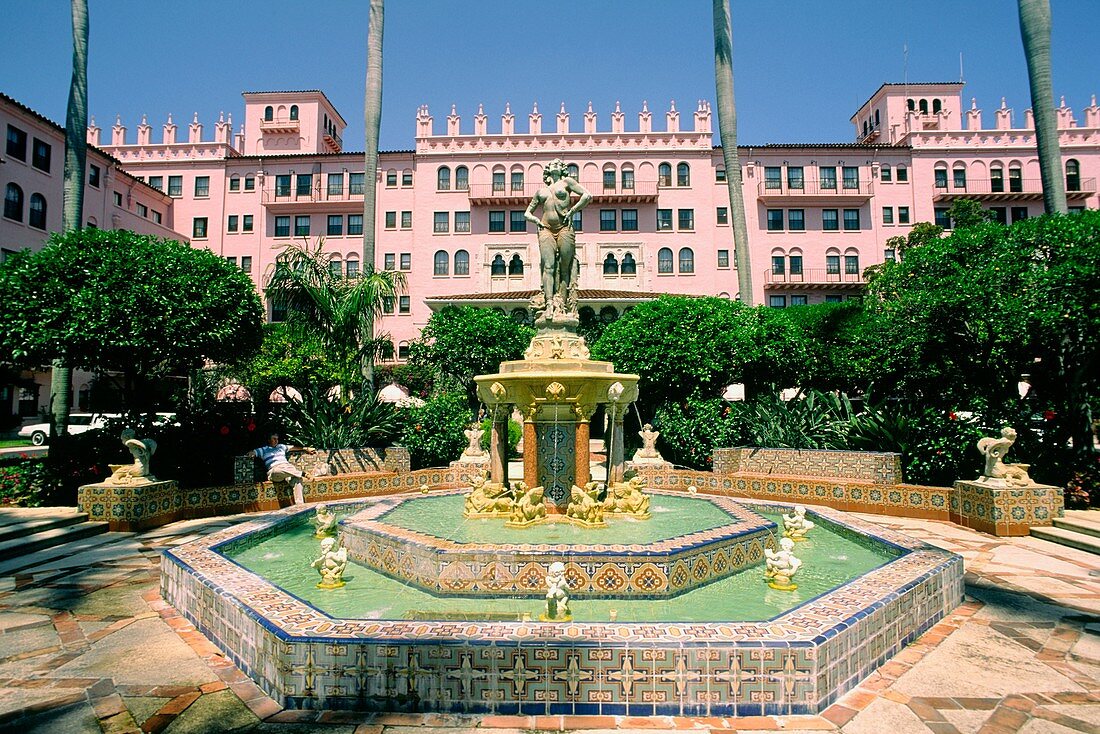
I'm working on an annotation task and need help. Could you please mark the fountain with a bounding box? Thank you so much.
[161,159,963,716]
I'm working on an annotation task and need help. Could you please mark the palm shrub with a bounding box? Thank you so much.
[281,384,399,450]
[730,390,853,450]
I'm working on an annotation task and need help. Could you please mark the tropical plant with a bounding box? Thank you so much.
[1017,0,1067,214]
[227,322,343,402]
[281,383,399,450]
[728,390,853,450]
[362,0,385,383]
[712,0,752,304]
[397,390,474,470]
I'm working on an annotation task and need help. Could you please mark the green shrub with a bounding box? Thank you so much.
[728,390,853,450]
[282,384,399,450]
[398,391,475,470]
[0,457,46,506]
[653,396,744,470]
[478,418,522,457]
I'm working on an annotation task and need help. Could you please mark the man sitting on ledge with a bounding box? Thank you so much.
[248,433,315,504]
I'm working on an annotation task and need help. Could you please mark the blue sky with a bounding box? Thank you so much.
[2,1,1098,151]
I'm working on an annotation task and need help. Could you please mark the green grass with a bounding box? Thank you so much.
[0,439,32,448]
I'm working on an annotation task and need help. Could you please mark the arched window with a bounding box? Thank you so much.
[621,166,634,190]
[602,165,616,191]
[1066,159,1081,191]
[508,253,524,275]
[328,256,343,278]
[677,162,690,186]
[932,99,942,114]
[345,257,360,279]
[603,253,619,275]
[678,247,695,273]
[1009,165,1023,193]
[658,162,672,187]
[491,254,506,276]
[454,249,470,275]
[600,306,619,323]
[863,120,868,136]
[4,183,23,222]
[289,105,299,121]
[907,98,915,111]
[379,340,395,361]
[510,308,529,324]
[264,105,274,121]
[28,193,46,229]
[919,99,929,114]
[566,163,579,179]
[874,109,880,126]
[437,166,451,190]
[492,167,506,192]
[579,306,596,322]
[433,250,449,276]
[454,166,469,190]
[657,247,674,273]
[620,252,637,275]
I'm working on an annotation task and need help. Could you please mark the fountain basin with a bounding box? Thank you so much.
[161,493,962,716]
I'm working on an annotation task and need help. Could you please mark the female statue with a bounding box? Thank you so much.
[524,159,592,322]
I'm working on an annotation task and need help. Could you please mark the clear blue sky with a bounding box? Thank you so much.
[2,1,1098,151]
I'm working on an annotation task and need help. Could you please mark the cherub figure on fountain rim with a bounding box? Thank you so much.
[311,537,348,589]
[764,536,802,591]
[540,561,572,621]
[782,505,815,541]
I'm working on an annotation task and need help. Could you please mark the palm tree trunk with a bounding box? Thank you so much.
[712,0,753,305]
[362,0,384,385]
[1018,0,1067,214]
[51,0,89,438]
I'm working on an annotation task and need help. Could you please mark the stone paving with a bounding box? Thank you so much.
[0,508,1096,733]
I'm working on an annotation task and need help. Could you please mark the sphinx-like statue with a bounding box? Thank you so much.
[566,482,606,527]
[976,427,1034,487]
[463,470,512,517]
[603,475,651,517]
[507,481,547,527]
[108,429,158,484]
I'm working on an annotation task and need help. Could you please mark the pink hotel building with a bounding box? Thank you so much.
[2,82,1098,410]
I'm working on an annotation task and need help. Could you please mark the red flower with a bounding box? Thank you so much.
[220,426,230,436]
[948,412,958,420]
[247,421,256,432]
[1043,410,1056,421]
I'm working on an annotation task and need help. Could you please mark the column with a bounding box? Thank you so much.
[523,418,538,489]
[489,406,509,484]
[574,417,590,488]
[608,405,626,485]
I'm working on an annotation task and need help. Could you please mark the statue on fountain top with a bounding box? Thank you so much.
[524,158,592,327]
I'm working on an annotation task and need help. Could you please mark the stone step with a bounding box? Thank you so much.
[1030,525,1100,555]
[0,531,134,576]
[1053,513,1100,539]
[0,521,109,562]
[0,512,90,543]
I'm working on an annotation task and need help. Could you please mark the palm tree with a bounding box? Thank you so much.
[265,240,405,394]
[712,0,753,306]
[362,0,385,383]
[50,0,89,439]
[1018,0,1067,214]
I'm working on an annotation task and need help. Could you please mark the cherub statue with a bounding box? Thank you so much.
[566,483,605,526]
[460,422,486,460]
[311,537,348,589]
[108,429,157,484]
[507,482,547,527]
[313,504,337,538]
[636,423,660,459]
[764,537,802,591]
[782,505,815,541]
[463,470,512,517]
[976,427,1033,487]
[542,561,571,621]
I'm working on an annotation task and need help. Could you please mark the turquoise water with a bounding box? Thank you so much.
[227,501,896,623]
[375,493,747,545]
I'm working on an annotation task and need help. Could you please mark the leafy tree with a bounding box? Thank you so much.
[772,302,881,394]
[407,306,533,403]
[226,322,342,401]
[947,198,995,229]
[397,390,474,469]
[0,229,263,411]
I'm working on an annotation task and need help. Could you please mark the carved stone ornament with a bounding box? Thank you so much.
[607,381,625,403]
[489,381,507,400]
[545,382,567,400]
[524,334,590,361]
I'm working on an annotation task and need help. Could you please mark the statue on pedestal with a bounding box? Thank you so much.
[108,429,158,484]
[506,481,547,527]
[976,427,1034,487]
[764,537,802,591]
[542,561,572,621]
[782,505,815,541]
[311,537,348,589]
[631,423,668,464]
[459,423,487,463]
[313,504,337,538]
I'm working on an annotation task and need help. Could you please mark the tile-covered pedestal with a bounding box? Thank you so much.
[78,479,182,531]
[951,479,1064,536]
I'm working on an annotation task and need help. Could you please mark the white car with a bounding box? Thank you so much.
[18,413,120,446]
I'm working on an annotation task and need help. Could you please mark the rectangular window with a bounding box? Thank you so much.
[843,208,861,231]
[275,175,291,197]
[600,209,616,231]
[399,295,411,313]
[826,255,840,274]
[489,211,506,232]
[769,295,787,308]
[823,209,839,231]
[401,211,412,229]
[819,166,837,190]
[148,175,163,191]
[621,209,638,232]
[244,176,255,191]
[883,248,896,263]
[347,214,363,235]
[31,138,50,172]
[455,211,471,232]
[880,165,892,182]
[764,166,782,189]
[511,171,524,192]
[716,206,728,225]
[296,174,312,197]
[294,215,310,236]
[152,211,162,224]
[88,164,101,188]
[718,250,730,268]
[677,208,694,230]
[1009,168,1023,193]
[953,169,967,189]
[327,215,343,236]
[787,166,804,190]
[788,209,805,231]
[934,169,948,188]
[346,260,359,278]
[621,169,635,190]
[510,210,526,232]
[934,208,951,228]
[789,255,803,275]
[656,209,673,231]
[192,217,208,239]
[825,294,844,304]
[791,295,808,306]
[228,214,239,232]
[384,254,395,270]
[842,166,859,189]
[771,255,785,275]
[402,171,413,187]
[226,256,237,267]
[400,253,411,271]
[715,168,727,182]
[329,260,343,278]
[113,191,123,207]
[6,125,27,161]
[386,171,398,187]
[167,176,183,197]
[195,176,210,197]
[990,169,1005,193]
[898,206,910,224]
[572,210,583,231]
[241,256,252,272]
[434,212,449,233]
[767,209,784,231]
[349,172,365,194]
[382,296,395,314]
[492,171,505,192]
[229,177,240,192]
[385,211,396,229]
[398,344,410,360]
[989,207,1008,225]
[603,170,616,191]
[1011,206,1029,223]
[882,206,894,224]
[844,255,860,275]
[242,214,253,232]
[275,216,291,237]
[896,165,908,182]
[327,173,343,196]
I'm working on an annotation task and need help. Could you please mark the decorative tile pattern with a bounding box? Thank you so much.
[536,423,576,508]
[713,447,903,484]
[951,479,1063,536]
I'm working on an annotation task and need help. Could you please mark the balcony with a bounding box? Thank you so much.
[757,179,873,202]
[260,118,301,134]
[467,180,658,206]
[858,124,881,144]
[933,178,1096,202]
[322,130,342,153]
[261,186,363,211]
[763,269,865,291]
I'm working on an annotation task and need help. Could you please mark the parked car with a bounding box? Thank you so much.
[17,413,120,446]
